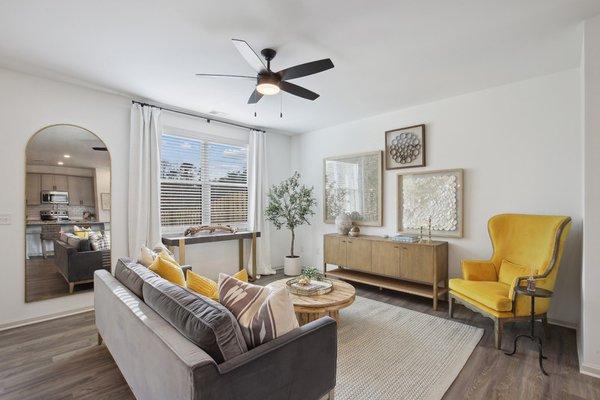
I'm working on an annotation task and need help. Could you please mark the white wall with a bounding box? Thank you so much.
[0,67,130,328]
[580,13,600,377]
[0,67,291,328]
[291,69,583,326]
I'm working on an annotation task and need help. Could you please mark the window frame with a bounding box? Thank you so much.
[159,126,249,234]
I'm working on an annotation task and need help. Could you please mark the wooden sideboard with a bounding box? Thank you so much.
[323,233,448,310]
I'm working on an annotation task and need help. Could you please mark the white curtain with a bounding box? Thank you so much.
[128,104,163,257]
[248,130,276,276]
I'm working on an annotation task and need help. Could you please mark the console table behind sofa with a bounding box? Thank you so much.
[162,231,261,280]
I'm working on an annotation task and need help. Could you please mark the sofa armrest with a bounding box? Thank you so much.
[461,259,498,281]
[193,317,337,400]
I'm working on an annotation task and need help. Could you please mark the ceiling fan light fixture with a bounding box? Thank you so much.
[256,82,280,95]
[256,74,280,95]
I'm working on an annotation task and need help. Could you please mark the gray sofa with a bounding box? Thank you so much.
[94,259,337,400]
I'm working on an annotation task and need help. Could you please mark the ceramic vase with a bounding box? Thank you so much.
[335,213,352,235]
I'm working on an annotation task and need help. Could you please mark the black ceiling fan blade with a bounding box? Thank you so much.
[232,39,267,73]
[279,81,319,100]
[247,89,263,104]
[278,58,334,81]
[195,73,256,79]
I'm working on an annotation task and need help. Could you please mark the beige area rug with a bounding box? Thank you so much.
[334,296,483,400]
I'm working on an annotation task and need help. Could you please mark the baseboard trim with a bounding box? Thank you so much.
[0,306,93,332]
[548,318,578,330]
[580,362,600,379]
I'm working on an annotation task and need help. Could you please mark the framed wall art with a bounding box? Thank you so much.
[323,151,383,226]
[397,168,463,238]
[385,124,426,170]
[101,193,111,211]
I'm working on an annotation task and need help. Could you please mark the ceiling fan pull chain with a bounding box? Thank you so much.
[254,103,257,118]
[280,93,283,118]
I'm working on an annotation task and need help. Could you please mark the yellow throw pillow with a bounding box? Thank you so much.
[149,256,186,287]
[187,271,219,300]
[74,231,89,239]
[498,259,535,286]
[186,269,249,300]
[158,249,179,265]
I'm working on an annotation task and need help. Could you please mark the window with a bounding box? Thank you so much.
[160,133,248,231]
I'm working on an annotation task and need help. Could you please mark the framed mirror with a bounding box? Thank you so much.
[25,124,111,302]
[323,151,383,226]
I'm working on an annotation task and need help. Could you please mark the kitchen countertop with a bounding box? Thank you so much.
[26,220,109,226]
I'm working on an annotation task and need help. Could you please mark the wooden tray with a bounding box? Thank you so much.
[286,278,334,296]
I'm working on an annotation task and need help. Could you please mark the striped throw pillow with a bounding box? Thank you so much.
[218,273,299,348]
[91,235,110,251]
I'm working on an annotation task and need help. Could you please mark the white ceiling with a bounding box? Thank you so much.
[1,1,599,134]
[27,125,110,169]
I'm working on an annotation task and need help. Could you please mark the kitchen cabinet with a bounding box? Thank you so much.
[26,173,41,205]
[40,174,69,191]
[68,176,95,206]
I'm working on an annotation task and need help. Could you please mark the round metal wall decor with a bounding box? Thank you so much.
[389,132,422,164]
[384,124,426,170]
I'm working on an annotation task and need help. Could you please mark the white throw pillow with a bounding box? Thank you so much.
[218,273,299,348]
[138,246,157,267]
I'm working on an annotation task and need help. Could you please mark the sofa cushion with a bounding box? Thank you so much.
[114,258,158,299]
[449,279,512,311]
[218,273,299,349]
[142,276,248,363]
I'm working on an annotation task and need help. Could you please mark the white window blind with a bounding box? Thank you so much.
[160,133,248,231]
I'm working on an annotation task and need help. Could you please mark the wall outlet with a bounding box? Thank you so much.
[0,214,11,225]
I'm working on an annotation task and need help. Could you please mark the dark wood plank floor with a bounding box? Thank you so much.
[25,257,92,303]
[1,271,598,400]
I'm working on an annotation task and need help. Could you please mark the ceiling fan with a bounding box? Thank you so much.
[196,39,334,104]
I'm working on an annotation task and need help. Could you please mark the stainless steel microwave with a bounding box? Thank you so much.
[41,191,69,204]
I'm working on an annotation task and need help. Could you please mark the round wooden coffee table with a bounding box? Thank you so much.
[267,278,356,325]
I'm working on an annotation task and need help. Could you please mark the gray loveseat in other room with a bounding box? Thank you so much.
[94,258,337,400]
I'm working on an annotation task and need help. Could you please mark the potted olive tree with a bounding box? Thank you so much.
[265,171,316,276]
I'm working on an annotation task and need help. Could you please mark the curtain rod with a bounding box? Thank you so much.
[131,100,266,133]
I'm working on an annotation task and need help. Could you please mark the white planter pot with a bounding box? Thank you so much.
[284,256,302,276]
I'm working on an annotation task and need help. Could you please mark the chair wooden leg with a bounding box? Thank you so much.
[542,314,550,339]
[68,283,75,294]
[41,240,47,259]
[449,295,455,318]
[494,318,503,350]
[97,333,103,346]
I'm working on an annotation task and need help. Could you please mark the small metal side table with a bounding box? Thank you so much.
[505,285,553,375]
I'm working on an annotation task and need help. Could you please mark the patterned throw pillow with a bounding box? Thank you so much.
[218,273,299,348]
[90,234,110,251]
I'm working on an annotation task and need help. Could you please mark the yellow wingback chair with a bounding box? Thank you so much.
[448,214,571,349]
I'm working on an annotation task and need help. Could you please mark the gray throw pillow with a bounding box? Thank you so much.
[142,276,248,363]
[114,258,157,299]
